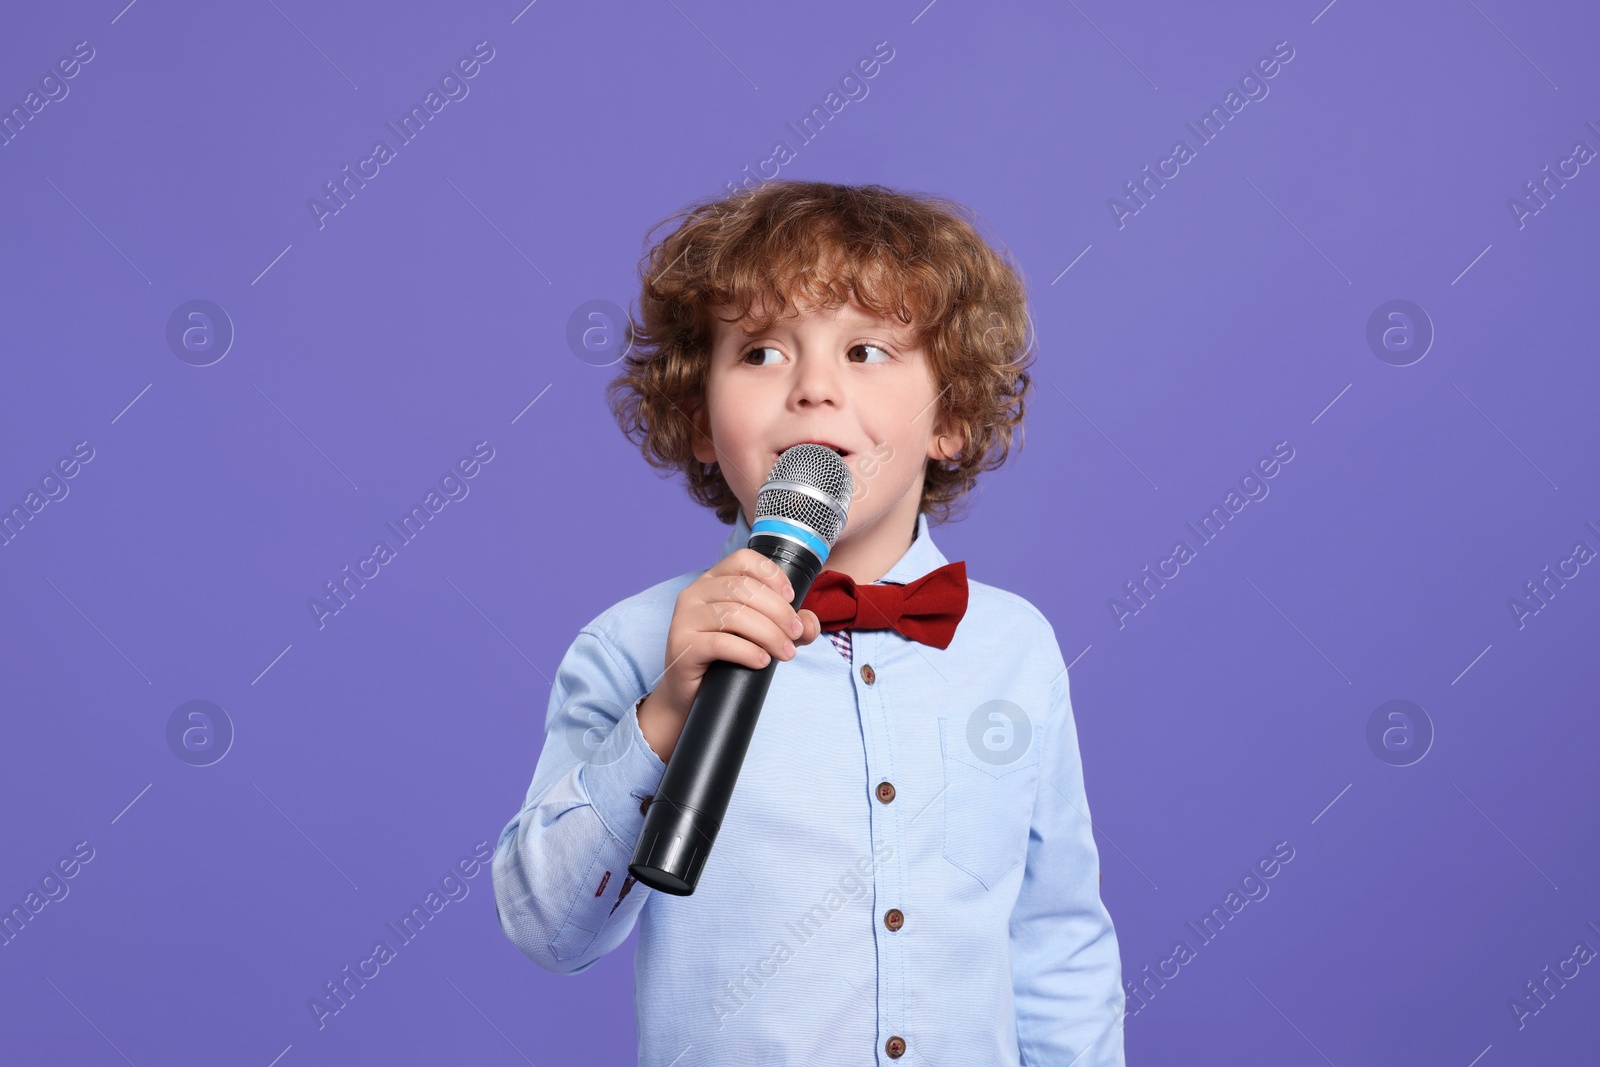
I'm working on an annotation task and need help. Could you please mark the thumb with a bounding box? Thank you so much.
[795,608,823,645]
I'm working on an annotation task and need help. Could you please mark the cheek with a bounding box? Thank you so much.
[854,437,910,482]
[711,381,780,441]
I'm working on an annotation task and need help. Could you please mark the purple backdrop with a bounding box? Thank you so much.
[2,0,1597,1063]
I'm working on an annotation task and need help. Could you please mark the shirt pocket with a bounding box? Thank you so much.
[937,715,1041,890]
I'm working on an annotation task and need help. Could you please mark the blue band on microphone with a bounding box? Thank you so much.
[751,518,829,563]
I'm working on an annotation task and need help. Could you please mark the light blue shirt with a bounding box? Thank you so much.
[493,510,1126,1065]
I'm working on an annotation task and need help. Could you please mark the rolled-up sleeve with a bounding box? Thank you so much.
[1010,661,1126,1065]
[492,627,668,975]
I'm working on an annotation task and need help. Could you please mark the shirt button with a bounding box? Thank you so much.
[639,794,653,816]
[860,663,876,685]
[886,1035,907,1058]
[876,781,896,804]
[884,908,904,932]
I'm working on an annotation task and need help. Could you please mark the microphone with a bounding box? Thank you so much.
[628,443,853,896]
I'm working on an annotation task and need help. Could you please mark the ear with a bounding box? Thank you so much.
[690,402,718,466]
[926,411,964,463]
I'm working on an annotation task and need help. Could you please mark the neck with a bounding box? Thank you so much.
[789,501,920,585]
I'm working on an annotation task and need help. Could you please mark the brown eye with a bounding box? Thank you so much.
[741,346,781,366]
[848,343,891,364]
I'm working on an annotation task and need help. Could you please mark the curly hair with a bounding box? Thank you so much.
[605,180,1035,526]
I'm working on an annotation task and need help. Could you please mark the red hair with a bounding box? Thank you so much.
[607,180,1035,525]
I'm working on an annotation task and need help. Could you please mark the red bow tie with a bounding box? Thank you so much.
[800,561,968,650]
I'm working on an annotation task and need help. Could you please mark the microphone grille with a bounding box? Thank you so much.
[756,444,854,547]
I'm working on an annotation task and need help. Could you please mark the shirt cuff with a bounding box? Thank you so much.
[581,694,669,848]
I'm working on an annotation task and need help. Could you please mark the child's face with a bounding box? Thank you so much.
[693,297,960,543]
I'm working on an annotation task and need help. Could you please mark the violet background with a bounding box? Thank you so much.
[2,0,1597,1064]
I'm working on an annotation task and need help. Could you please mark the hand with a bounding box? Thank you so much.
[637,549,822,763]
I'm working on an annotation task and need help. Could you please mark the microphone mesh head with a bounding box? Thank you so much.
[756,444,854,547]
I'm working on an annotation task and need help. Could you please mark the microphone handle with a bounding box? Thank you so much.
[628,533,825,895]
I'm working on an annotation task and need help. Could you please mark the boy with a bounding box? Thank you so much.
[493,181,1125,1064]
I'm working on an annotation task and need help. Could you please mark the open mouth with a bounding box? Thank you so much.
[775,441,850,458]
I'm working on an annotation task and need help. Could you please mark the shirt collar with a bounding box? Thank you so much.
[716,509,948,585]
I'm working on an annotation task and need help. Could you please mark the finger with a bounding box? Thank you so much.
[708,548,795,600]
[706,576,796,626]
[697,631,779,671]
[700,598,798,661]
[704,566,802,639]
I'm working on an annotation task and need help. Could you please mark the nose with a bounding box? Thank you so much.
[787,346,844,411]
